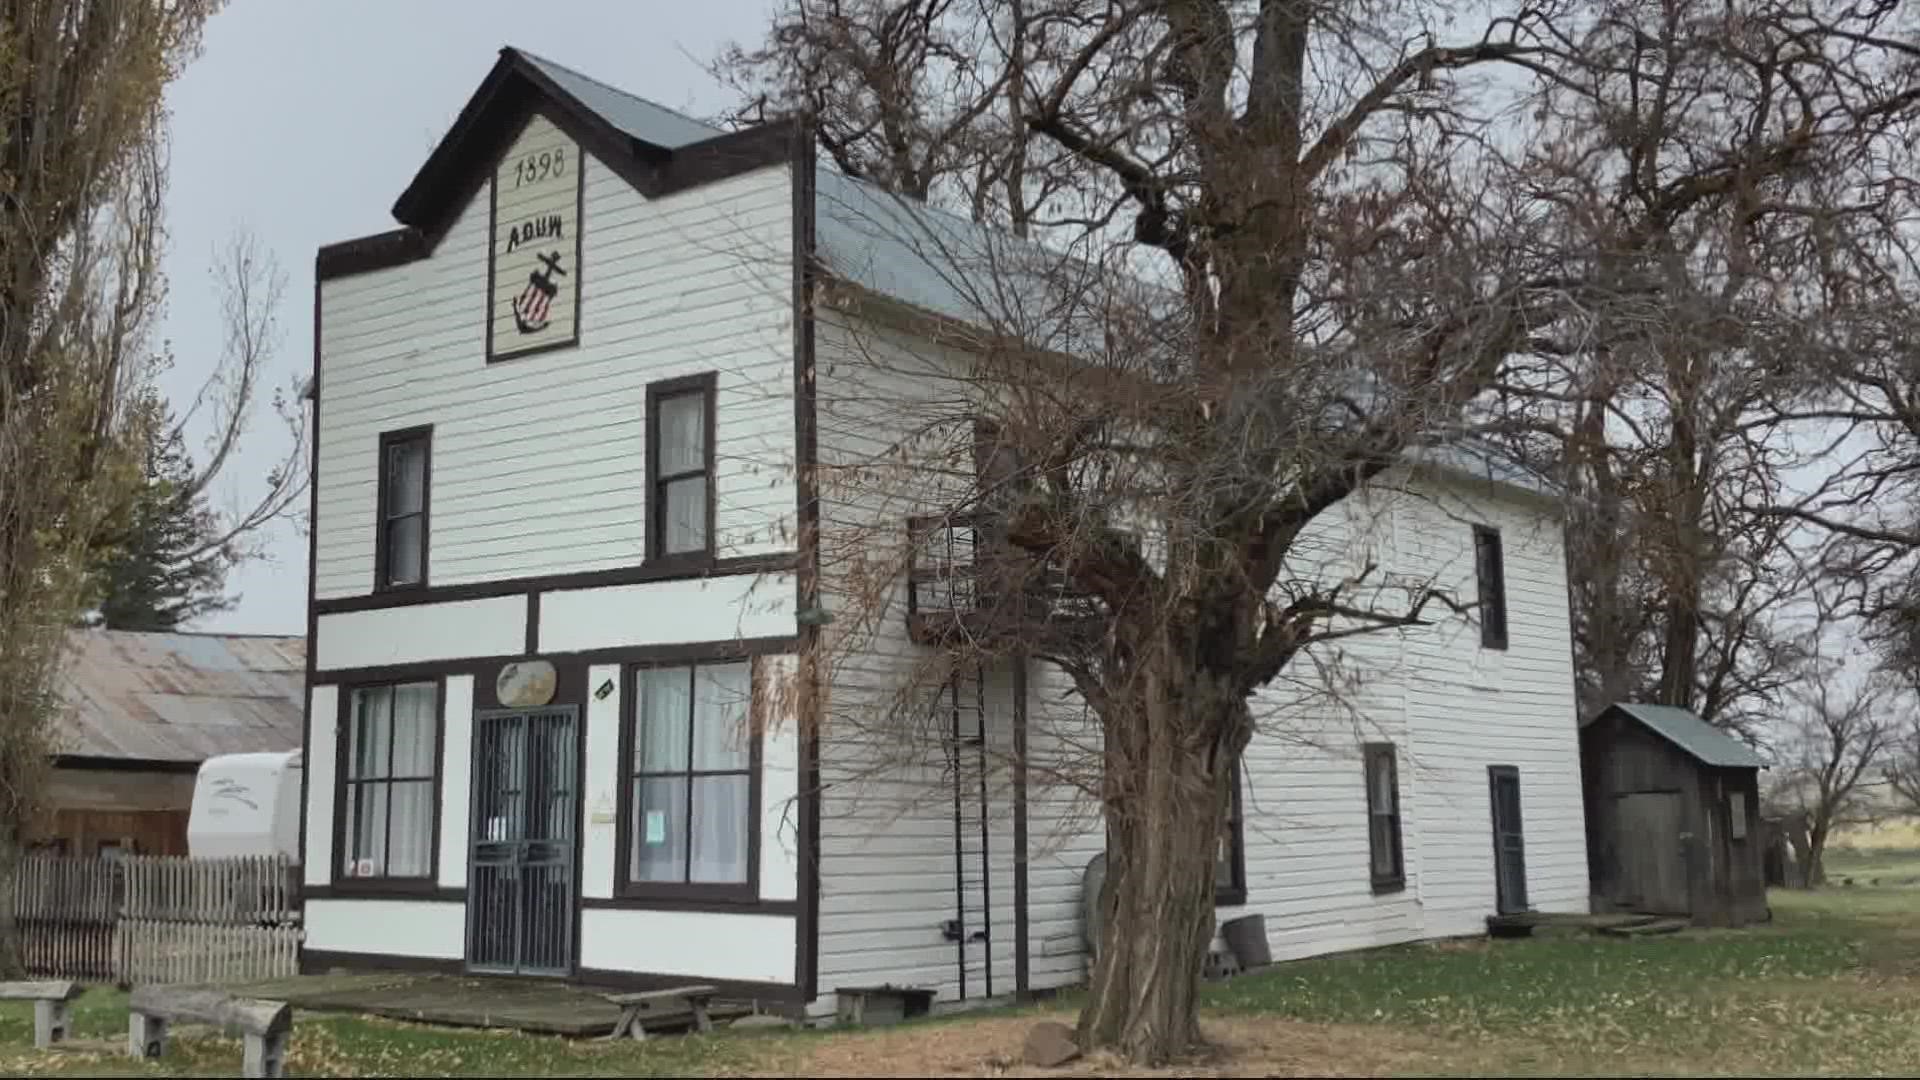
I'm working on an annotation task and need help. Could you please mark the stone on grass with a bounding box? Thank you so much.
[731,1013,795,1030]
[1022,1020,1082,1068]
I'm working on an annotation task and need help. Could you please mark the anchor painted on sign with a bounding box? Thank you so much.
[512,250,567,334]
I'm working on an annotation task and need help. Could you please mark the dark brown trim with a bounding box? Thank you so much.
[1011,653,1030,996]
[612,655,764,905]
[315,228,427,280]
[328,676,448,898]
[314,551,796,616]
[485,109,586,365]
[645,371,720,565]
[1216,760,1248,907]
[373,425,433,593]
[313,634,800,686]
[525,592,540,655]
[580,896,800,916]
[50,755,201,775]
[789,119,823,1003]
[302,885,467,903]
[299,273,324,931]
[1364,742,1407,895]
[574,967,803,1005]
[301,949,462,977]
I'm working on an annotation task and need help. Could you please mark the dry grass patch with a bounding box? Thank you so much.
[783,1009,1475,1078]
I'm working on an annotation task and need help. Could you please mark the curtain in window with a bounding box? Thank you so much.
[657,392,708,554]
[343,681,437,878]
[629,661,751,887]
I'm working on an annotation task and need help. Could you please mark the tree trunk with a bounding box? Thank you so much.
[1806,820,1829,887]
[1076,664,1240,1065]
[0,829,25,979]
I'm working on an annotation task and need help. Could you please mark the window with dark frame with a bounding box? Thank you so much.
[1364,742,1405,892]
[340,681,439,881]
[376,427,430,590]
[1216,759,1246,905]
[647,374,715,561]
[622,659,757,897]
[1472,524,1508,650]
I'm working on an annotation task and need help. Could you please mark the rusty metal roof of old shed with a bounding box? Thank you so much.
[54,629,305,764]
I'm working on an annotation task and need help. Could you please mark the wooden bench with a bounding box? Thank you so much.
[602,984,717,1041]
[0,980,84,1048]
[127,986,293,1078]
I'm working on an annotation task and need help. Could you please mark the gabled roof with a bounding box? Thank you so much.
[1586,702,1767,769]
[55,629,306,765]
[515,51,720,150]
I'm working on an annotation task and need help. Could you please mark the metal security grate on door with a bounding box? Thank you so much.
[467,707,578,976]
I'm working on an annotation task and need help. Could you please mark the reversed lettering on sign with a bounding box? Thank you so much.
[489,116,581,360]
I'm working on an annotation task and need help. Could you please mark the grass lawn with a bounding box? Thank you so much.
[3,885,1917,1077]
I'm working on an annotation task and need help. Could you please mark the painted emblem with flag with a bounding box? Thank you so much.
[513,250,567,334]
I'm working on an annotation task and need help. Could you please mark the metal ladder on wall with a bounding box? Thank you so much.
[942,662,992,999]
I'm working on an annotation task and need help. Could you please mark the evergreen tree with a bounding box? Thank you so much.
[89,418,234,631]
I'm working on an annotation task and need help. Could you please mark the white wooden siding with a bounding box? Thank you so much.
[578,908,794,982]
[305,898,466,959]
[314,114,795,599]
[535,572,796,654]
[437,675,476,889]
[810,303,1586,1011]
[302,686,338,887]
[314,596,526,671]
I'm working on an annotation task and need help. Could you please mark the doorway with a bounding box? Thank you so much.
[1488,765,1528,914]
[467,707,579,976]
[1614,790,1689,914]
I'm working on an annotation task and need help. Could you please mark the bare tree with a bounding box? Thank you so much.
[1766,674,1896,885]
[0,0,225,974]
[724,0,1920,1061]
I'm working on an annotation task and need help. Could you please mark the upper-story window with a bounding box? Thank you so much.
[376,426,431,590]
[647,373,716,561]
[1473,524,1508,650]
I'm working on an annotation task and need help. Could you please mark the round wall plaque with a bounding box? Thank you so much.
[496,659,557,708]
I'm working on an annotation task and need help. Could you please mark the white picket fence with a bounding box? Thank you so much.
[8,854,302,984]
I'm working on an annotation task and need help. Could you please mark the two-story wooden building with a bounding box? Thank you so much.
[301,46,1591,1018]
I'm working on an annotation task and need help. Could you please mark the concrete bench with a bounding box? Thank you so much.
[0,980,84,1048]
[603,984,717,1041]
[127,986,292,1078]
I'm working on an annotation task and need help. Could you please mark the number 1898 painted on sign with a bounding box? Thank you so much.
[514,147,566,188]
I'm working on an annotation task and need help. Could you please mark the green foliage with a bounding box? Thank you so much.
[86,404,233,632]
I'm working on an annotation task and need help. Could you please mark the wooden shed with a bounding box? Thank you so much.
[1579,703,1769,927]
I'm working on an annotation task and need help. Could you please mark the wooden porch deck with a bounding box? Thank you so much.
[224,972,743,1037]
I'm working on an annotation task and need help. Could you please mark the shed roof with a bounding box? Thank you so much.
[53,629,306,765]
[1588,702,1767,769]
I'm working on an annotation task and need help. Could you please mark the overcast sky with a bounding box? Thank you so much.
[162,0,775,634]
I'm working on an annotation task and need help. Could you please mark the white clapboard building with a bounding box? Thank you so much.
[301,47,1590,1016]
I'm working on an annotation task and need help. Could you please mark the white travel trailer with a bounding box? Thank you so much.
[189,751,304,863]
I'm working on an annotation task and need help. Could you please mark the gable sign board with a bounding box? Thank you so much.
[489,115,583,361]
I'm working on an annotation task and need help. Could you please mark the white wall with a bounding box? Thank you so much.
[437,675,475,889]
[581,663,623,899]
[315,112,795,600]
[303,686,339,887]
[579,909,794,983]
[1216,470,1587,957]
[305,899,466,959]
[314,596,526,671]
[537,572,796,655]
[808,303,1588,1011]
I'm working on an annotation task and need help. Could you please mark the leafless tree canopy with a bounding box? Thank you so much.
[720,0,1920,1061]
[1766,673,1898,885]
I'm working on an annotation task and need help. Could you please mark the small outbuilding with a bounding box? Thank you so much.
[1579,703,1769,927]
